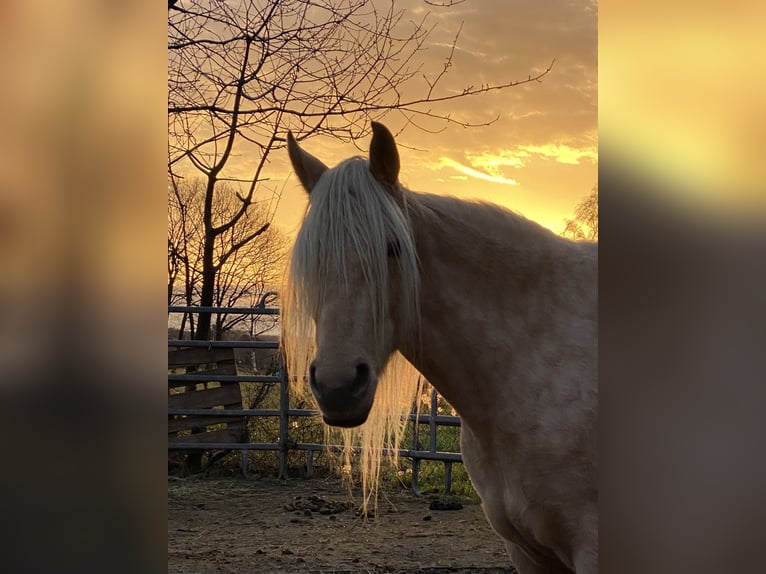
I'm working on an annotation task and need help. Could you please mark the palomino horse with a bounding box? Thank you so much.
[283,122,597,573]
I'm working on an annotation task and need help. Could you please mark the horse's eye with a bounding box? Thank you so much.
[386,240,401,258]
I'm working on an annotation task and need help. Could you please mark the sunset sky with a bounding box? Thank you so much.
[261,0,598,237]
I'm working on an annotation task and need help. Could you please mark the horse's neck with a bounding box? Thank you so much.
[400,193,595,425]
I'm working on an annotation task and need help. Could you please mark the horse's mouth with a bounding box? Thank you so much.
[322,412,370,428]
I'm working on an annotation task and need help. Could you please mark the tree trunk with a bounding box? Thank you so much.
[196,254,215,341]
[196,175,217,341]
[186,175,219,473]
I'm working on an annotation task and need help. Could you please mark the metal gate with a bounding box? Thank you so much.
[168,303,463,493]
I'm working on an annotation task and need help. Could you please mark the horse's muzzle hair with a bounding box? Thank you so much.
[309,361,374,427]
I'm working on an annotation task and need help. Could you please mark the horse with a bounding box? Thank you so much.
[283,122,598,573]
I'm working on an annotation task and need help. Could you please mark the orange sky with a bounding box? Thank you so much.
[181,0,598,238]
[269,0,598,237]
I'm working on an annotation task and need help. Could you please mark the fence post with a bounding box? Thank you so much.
[278,353,289,480]
[411,398,421,496]
[429,388,438,453]
[305,449,314,479]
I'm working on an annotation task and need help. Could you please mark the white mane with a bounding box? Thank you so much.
[283,157,422,508]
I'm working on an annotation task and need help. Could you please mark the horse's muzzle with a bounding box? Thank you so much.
[309,361,374,427]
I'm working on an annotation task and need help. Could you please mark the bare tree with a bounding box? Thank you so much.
[168,0,553,339]
[168,178,204,337]
[168,177,287,340]
[562,183,598,241]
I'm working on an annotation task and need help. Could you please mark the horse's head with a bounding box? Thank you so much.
[285,122,419,427]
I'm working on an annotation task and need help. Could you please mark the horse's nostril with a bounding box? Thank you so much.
[351,363,370,397]
[309,362,318,393]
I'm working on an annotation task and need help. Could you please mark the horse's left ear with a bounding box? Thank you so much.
[369,122,401,195]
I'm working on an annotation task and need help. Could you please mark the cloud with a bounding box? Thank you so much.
[467,149,530,171]
[517,144,597,165]
[439,157,520,186]
[430,141,597,189]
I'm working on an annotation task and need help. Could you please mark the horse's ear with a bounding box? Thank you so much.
[369,122,401,193]
[287,131,328,194]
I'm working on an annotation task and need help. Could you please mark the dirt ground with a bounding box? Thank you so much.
[168,476,516,573]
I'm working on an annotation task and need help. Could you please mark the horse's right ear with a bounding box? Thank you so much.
[287,131,328,194]
[369,122,400,189]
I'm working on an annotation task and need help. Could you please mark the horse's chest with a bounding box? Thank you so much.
[463,436,516,505]
[460,424,572,567]
[460,425,528,524]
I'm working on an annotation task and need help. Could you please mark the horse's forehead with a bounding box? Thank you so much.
[320,157,393,197]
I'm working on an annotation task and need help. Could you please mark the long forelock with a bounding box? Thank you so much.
[283,157,422,513]
[288,157,419,350]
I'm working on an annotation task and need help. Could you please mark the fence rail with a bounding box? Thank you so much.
[168,304,463,493]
